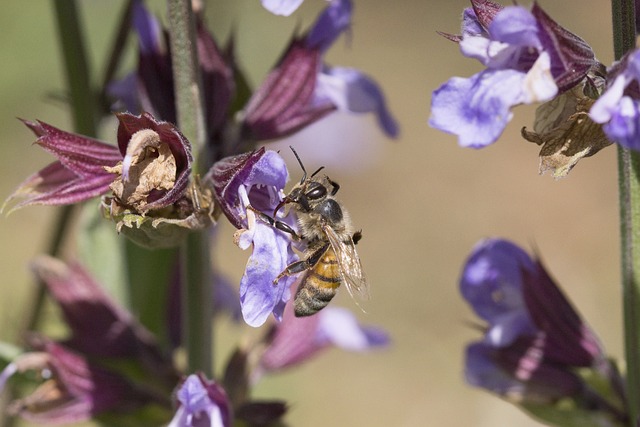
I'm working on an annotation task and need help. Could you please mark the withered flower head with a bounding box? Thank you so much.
[102,112,214,248]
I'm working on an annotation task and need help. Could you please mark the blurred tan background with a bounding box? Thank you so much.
[0,0,620,426]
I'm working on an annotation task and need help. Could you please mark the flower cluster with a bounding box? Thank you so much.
[429,0,625,177]
[460,239,627,425]
[1,1,395,425]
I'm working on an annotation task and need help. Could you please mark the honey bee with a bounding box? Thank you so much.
[252,147,369,317]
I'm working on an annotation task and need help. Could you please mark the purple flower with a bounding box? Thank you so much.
[3,120,121,212]
[590,49,640,150]
[110,1,234,147]
[460,238,607,402]
[30,255,176,381]
[257,301,389,374]
[430,0,596,148]
[242,0,398,140]
[261,0,305,16]
[0,337,158,424]
[208,148,297,327]
[169,374,231,427]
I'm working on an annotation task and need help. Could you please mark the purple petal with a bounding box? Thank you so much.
[470,0,504,31]
[429,69,525,147]
[590,74,627,124]
[261,0,305,16]
[239,222,295,327]
[460,238,537,341]
[522,260,605,367]
[532,2,597,92]
[30,256,174,380]
[316,67,399,138]
[305,0,352,52]
[602,97,640,150]
[170,374,231,427]
[25,120,121,176]
[316,307,390,350]
[132,0,163,54]
[208,148,288,229]
[465,340,583,402]
[243,40,335,141]
[489,7,540,49]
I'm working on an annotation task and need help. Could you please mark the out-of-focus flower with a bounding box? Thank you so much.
[257,301,389,375]
[3,120,121,213]
[459,238,627,424]
[169,374,232,427]
[208,148,296,327]
[590,49,640,150]
[0,337,161,424]
[261,0,305,16]
[113,0,397,163]
[461,238,604,370]
[30,255,177,382]
[430,0,597,148]
[243,0,398,141]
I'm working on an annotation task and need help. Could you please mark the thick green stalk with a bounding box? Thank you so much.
[167,0,213,376]
[612,0,639,424]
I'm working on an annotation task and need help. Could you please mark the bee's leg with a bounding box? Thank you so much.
[273,244,329,284]
[352,230,362,245]
[247,206,301,240]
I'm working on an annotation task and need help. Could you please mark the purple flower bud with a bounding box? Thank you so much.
[169,374,231,427]
[30,256,176,381]
[3,120,121,212]
[0,338,155,424]
[242,40,336,141]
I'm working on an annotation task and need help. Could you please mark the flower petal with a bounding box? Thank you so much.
[316,67,399,138]
[261,0,305,16]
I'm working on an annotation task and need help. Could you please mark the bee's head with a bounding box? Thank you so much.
[273,147,330,215]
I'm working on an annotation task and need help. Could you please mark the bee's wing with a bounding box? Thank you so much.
[322,223,370,301]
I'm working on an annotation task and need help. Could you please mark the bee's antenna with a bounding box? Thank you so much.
[310,166,325,177]
[290,146,307,183]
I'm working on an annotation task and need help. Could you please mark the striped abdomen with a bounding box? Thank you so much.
[293,247,341,317]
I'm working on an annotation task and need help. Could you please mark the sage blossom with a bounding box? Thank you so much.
[169,374,231,427]
[243,0,398,141]
[460,239,628,423]
[429,0,597,148]
[209,148,297,327]
[590,49,640,150]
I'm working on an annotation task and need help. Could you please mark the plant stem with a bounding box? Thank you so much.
[167,0,213,376]
[612,0,639,425]
[23,0,98,331]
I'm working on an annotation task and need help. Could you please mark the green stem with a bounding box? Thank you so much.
[612,0,639,425]
[22,0,98,332]
[167,0,212,375]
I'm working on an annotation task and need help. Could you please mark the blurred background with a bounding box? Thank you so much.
[0,0,620,426]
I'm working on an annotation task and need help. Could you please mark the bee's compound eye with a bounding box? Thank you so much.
[306,184,327,200]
